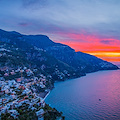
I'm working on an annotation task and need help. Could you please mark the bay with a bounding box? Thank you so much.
[45,70,120,120]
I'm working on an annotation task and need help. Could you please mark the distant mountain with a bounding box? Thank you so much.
[0,29,119,80]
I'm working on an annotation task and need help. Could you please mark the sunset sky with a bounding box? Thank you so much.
[0,0,120,63]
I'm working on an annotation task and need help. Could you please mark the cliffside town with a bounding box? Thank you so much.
[0,66,64,120]
[0,42,64,119]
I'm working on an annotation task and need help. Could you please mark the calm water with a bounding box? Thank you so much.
[45,70,120,120]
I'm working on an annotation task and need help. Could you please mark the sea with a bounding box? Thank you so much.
[45,69,120,120]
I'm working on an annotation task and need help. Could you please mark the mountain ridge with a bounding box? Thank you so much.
[0,29,119,77]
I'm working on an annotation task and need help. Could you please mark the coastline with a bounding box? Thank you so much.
[44,70,120,120]
[40,68,120,102]
[38,90,51,101]
[42,68,120,100]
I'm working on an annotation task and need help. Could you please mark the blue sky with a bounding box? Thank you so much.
[0,0,120,62]
[0,0,120,37]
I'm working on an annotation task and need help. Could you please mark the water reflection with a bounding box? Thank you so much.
[45,70,120,120]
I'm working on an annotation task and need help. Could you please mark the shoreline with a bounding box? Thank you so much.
[42,69,120,99]
[43,91,50,101]
[40,69,120,102]
[44,69,120,120]
[38,91,51,101]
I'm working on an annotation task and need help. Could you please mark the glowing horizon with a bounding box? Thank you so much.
[54,33,120,62]
[84,52,120,62]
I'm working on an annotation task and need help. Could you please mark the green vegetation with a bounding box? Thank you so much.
[1,104,65,120]
[43,104,65,120]
[1,113,16,120]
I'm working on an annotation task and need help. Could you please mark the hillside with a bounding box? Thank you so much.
[0,29,118,76]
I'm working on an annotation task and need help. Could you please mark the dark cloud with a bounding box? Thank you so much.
[100,39,116,45]
[18,23,29,27]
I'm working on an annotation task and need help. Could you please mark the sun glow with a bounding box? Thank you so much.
[85,52,120,62]
[56,33,120,62]
[88,52,120,57]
